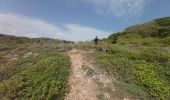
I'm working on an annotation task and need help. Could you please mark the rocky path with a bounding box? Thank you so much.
[65,49,132,100]
[65,49,98,100]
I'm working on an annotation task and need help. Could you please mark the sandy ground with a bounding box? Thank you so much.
[65,49,98,100]
[65,49,132,100]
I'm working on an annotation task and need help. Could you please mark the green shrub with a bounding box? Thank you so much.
[122,83,148,99]
[142,38,162,47]
[132,62,170,100]
[107,32,124,43]
[162,36,170,46]
[116,33,166,47]
[125,21,159,37]
[155,17,170,26]
[94,16,170,100]
[138,49,170,63]
[93,46,170,99]
[74,41,95,50]
[161,62,170,81]
[93,52,134,81]
[0,53,70,100]
[117,33,142,45]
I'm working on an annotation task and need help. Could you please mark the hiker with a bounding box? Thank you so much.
[94,36,99,45]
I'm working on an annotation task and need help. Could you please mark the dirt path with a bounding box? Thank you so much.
[65,49,132,100]
[65,49,98,100]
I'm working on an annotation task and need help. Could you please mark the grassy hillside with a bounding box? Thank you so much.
[0,17,169,100]
[94,17,170,100]
[0,34,73,99]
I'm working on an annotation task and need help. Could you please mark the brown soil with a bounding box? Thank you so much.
[65,49,133,100]
[65,49,98,100]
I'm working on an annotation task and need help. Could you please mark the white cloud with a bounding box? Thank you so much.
[63,24,108,41]
[0,13,109,41]
[76,0,151,17]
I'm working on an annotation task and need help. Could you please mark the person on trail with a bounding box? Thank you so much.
[94,36,99,45]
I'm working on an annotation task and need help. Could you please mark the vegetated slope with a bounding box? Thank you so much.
[94,17,170,100]
[65,49,133,100]
[0,34,73,99]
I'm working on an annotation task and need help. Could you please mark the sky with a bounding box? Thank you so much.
[0,0,170,41]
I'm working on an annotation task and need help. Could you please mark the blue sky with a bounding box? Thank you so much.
[0,0,170,41]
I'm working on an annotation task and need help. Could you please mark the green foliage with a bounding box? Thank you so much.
[94,16,170,99]
[141,38,162,47]
[93,51,134,81]
[93,44,170,99]
[132,62,170,100]
[0,34,74,99]
[0,34,73,54]
[107,32,127,43]
[0,52,70,100]
[74,41,96,50]
[122,83,148,99]
[162,36,170,46]
[155,17,170,26]
[157,26,170,38]
[125,21,160,37]
[117,33,142,45]
[106,17,170,45]
[162,62,170,81]
[138,48,170,63]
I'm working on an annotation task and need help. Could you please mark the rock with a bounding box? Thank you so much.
[97,48,111,53]
[24,52,38,58]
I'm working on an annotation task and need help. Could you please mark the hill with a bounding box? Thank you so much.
[0,34,73,99]
[0,17,169,100]
[93,17,170,100]
[107,17,170,45]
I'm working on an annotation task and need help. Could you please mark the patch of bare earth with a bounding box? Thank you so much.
[65,49,98,100]
[65,49,133,100]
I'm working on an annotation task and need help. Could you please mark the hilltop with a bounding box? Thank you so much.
[107,17,170,45]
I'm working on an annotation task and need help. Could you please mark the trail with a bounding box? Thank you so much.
[65,49,98,100]
[65,49,132,100]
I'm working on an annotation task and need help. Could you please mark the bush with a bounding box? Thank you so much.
[117,33,142,45]
[155,17,170,26]
[162,36,170,46]
[107,32,127,44]
[93,52,134,81]
[161,62,170,81]
[94,16,170,99]
[132,62,170,100]
[138,49,170,63]
[122,83,148,99]
[125,21,159,37]
[0,52,70,100]
[141,38,162,47]
[93,46,170,99]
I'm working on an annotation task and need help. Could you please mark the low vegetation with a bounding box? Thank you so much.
[0,34,72,99]
[0,53,70,99]
[93,17,170,100]
[0,16,169,100]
